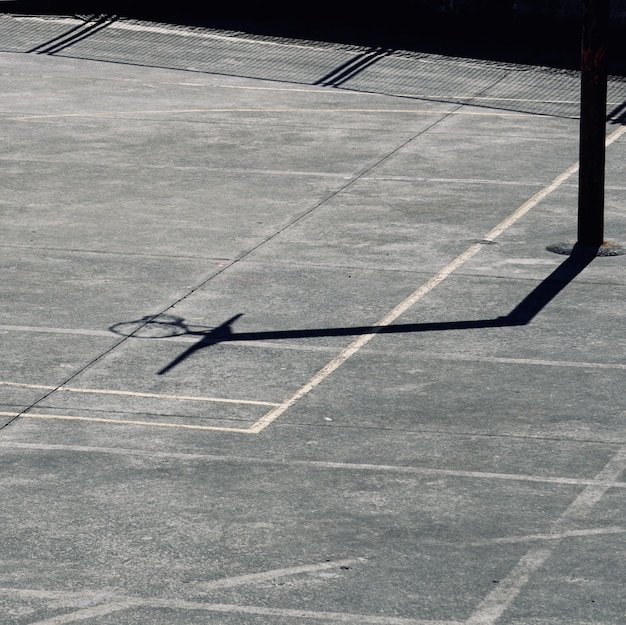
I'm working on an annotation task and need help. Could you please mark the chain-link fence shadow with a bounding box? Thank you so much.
[2,9,626,121]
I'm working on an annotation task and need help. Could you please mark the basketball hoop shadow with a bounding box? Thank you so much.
[109,244,599,375]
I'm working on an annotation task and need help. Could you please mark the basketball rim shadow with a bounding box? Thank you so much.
[108,244,600,375]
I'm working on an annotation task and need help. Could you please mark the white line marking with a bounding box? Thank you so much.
[6,322,624,367]
[7,108,561,121]
[17,600,139,625]
[147,600,462,624]
[251,123,626,433]
[553,447,626,530]
[198,557,364,590]
[2,442,624,489]
[0,585,461,625]
[417,354,626,370]
[0,381,278,407]
[466,526,626,546]
[250,243,482,433]
[607,122,626,145]
[363,176,545,186]
[482,163,580,241]
[15,16,329,51]
[0,324,116,337]
[464,445,626,624]
[466,547,553,625]
[12,413,255,433]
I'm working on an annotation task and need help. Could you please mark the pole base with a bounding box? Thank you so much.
[546,241,626,256]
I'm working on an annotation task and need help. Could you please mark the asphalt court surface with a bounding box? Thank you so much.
[1,11,626,625]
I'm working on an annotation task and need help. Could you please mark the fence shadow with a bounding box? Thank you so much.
[5,0,626,75]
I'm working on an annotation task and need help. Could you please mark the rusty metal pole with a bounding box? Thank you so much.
[578,0,610,245]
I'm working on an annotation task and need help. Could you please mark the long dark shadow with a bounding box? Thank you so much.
[27,14,118,55]
[314,47,392,87]
[608,99,626,124]
[154,245,599,374]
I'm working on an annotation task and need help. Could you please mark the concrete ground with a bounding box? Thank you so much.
[1,11,625,625]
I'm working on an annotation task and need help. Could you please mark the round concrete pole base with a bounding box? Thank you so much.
[546,241,626,256]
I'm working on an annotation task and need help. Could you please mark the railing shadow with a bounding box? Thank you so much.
[109,244,600,375]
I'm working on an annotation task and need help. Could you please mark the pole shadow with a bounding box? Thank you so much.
[109,245,599,375]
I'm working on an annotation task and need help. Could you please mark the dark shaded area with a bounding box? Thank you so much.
[27,13,118,54]
[608,99,626,123]
[4,1,626,74]
[112,244,600,374]
[314,47,393,87]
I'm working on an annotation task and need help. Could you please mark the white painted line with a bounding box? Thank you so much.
[437,355,626,370]
[4,109,448,120]
[606,122,626,146]
[0,381,278,407]
[554,447,626,530]
[465,547,553,625]
[466,526,626,546]
[483,163,580,241]
[249,245,484,433]
[251,123,626,433]
[18,600,139,625]
[16,15,330,51]
[8,108,553,121]
[0,585,461,625]
[109,19,340,52]
[4,442,625,490]
[60,386,278,406]
[198,557,364,590]
[18,413,255,434]
[464,445,626,624]
[0,324,116,338]
[362,176,545,186]
[147,599,462,625]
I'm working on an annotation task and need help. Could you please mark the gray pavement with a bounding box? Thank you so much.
[1,12,625,625]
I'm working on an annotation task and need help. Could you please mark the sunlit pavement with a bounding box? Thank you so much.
[1,11,625,625]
